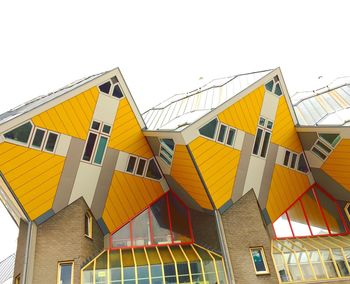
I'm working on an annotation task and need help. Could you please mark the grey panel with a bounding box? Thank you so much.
[231,133,255,203]
[311,167,350,201]
[219,199,233,214]
[52,138,85,213]
[34,209,55,225]
[258,143,278,208]
[164,174,204,212]
[97,218,109,236]
[91,148,119,219]
[146,136,161,156]
[298,132,318,150]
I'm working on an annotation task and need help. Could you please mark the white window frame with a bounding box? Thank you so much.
[2,120,35,147]
[135,158,147,176]
[125,155,138,174]
[84,211,93,239]
[57,261,74,284]
[29,127,47,150]
[265,76,283,98]
[43,131,60,154]
[249,247,270,275]
[125,155,163,181]
[252,117,273,159]
[98,78,125,100]
[159,138,175,166]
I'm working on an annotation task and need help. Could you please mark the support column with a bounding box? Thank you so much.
[22,221,37,284]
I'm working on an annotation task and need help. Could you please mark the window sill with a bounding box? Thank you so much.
[255,271,270,276]
[84,234,93,241]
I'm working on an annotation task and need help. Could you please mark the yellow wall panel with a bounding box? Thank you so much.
[32,87,99,140]
[0,142,65,220]
[218,85,264,135]
[170,145,213,210]
[266,165,310,222]
[322,139,350,191]
[189,137,240,209]
[271,96,302,153]
[102,171,164,232]
[109,98,153,158]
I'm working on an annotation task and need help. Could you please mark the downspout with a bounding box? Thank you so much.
[186,145,235,284]
[22,221,33,284]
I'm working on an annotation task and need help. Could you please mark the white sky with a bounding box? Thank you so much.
[0,0,350,261]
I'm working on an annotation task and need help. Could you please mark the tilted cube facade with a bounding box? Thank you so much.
[1,67,350,284]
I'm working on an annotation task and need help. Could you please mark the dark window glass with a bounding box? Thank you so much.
[265,80,274,92]
[59,263,73,284]
[91,121,101,131]
[298,153,309,172]
[132,210,151,246]
[45,132,58,152]
[316,140,331,153]
[260,132,271,158]
[112,84,124,98]
[251,248,267,272]
[136,159,146,176]
[102,124,111,134]
[226,128,236,146]
[169,193,191,243]
[150,196,171,244]
[99,81,111,94]
[253,128,263,155]
[283,151,291,166]
[291,153,297,169]
[312,147,326,160]
[161,139,175,151]
[160,152,172,165]
[126,156,137,173]
[82,133,97,161]
[275,83,282,96]
[199,119,218,139]
[31,129,46,148]
[274,75,279,82]
[4,122,33,143]
[93,136,108,165]
[146,159,162,180]
[267,121,273,129]
[111,223,131,247]
[319,133,341,147]
[259,117,266,127]
[111,76,119,84]
[217,124,227,143]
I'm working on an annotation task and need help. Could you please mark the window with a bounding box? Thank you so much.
[31,128,46,149]
[15,275,20,284]
[199,118,218,139]
[283,151,291,166]
[319,133,340,147]
[311,133,340,160]
[253,117,273,158]
[159,138,175,165]
[199,118,237,147]
[250,247,269,275]
[125,156,163,180]
[265,76,283,96]
[45,132,59,152]
[136,159,146,176]
[4,121,33,144]
[82,120,111,165]
[85,211,93,239]
[57,261,74,284]
[98,77,124,99]
[282,149,309,173]
[146,159,162,180]
[126,156,137,173]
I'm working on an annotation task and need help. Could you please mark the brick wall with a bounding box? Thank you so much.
[30,198,104,284]
[221,190,278,284]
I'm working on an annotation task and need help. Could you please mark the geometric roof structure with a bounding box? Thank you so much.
[0,254,15,284]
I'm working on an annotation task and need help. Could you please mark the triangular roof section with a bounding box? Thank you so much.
[0,67,146,133]
[292,77,350,127]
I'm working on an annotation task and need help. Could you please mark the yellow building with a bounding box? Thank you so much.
[1,67,350,284]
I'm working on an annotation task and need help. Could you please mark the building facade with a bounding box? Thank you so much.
[0,68,350,283]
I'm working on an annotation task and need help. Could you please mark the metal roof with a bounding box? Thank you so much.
[292,77,350,127]
[0,254,15,284]
[142,70,272,131]
[0,72,106,126]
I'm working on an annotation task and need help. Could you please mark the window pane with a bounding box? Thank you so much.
[112,84,124,98]
[45,132,58,152]
[95,251,108,284]
[110,250,122,282]
[82,262,94,284]
[265,80,274,92]
[274,213,294,238]
[251,248,267,272]
[4,122,33,143]
[59,263,73,284]
[316,140,331,153]
[31,128,46,148]
[217,124,227,143]
[259,117,266,127]
[275,83,282,96]
[85,213,91,237]
[291,153,297,169]
[132,210,151,246]
[253,128,263,155]
[150,196,172,244]
[199,119,218,139]
[267,121,273,129]
[297,153,309,172]
[312,147,327,160]
[146,159,162,180]
[83,133,97,161]
[94,136,108,165]
[92,121,101,131]
[287,201,311,237]
[226,128,236,146]
[102,124,111,134]
[260,131,271,158]
[160,139,175,151]
[283,151,291,166]
[112,223,131,248]
[126,156,137,173]
[319,133,340,147]
[99,81,111,94]
[136,159,146,176]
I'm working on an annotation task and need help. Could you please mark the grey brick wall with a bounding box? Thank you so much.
[221,190,278,284]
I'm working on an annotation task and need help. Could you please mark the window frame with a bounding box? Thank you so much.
[249,247,270,275]
[85,211,93,239]
[252,117,273,159]
[29,127,47,150]
[159,138,175,166]
[57,260,74,284]
[43,130,59,153]
[135,158,147,176]
[2,120,35,147]
[126,155,138,174]
[98,77,125,100]
[345,203,350,223]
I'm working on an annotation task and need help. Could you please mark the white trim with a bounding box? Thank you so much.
[29,127,47,150]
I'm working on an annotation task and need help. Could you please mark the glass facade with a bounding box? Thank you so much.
[81,245,227,284]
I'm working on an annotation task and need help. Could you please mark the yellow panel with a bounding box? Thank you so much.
[322,139,350,191]
[0,142,65,220]
[109,99,153,158]
[271,96,302,152]
[102,171,164,232]
[189,137,240,209]
[266,164,310,222]
[218,85,264,135]
[32,87,99,140]
[170,145,213,210]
